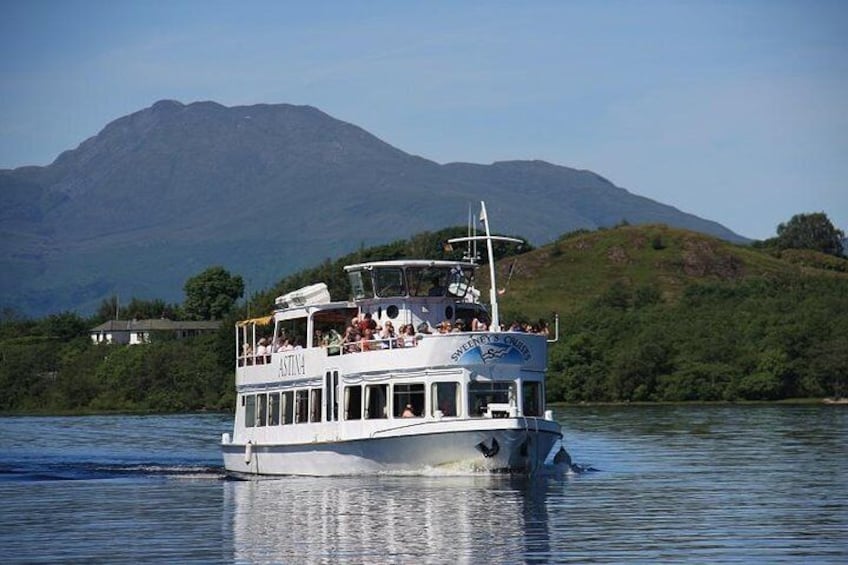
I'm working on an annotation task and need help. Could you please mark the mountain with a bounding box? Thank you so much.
[0,100,748,317]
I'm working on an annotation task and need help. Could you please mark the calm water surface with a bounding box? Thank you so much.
[0,406,846,563]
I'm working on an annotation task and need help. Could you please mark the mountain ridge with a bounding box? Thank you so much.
[1,99,748,317]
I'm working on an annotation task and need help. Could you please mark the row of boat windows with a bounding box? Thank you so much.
[242,380,543,428]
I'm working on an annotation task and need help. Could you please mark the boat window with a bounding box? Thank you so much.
[345,385,362,421]
[282,391,294,425]
[393,383,425,418]
[274,316,308,350]
[325,371,339,422]
[407,267,447,297]
[522,381,542,417]
[407,266,474,298]
[365,384,388,419]
[374,267,406,297]
[431,382,460,417]
[268,392,281,425]
[244,395,256,428]
[313,308,357,354]
[468,381,514,417]
[256,393,267,426]
[349,270,374,300]
[295,390,309,423]
[310,388,323,423]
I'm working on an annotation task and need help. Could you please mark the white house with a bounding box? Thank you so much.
[90,319,221,345]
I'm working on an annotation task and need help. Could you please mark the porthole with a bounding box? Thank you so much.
[445,306,454,320]
[387,305,399,319]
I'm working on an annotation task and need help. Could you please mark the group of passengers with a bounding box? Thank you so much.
[241,314,551,361]
[339,313,419,353]
[241,334,302,363]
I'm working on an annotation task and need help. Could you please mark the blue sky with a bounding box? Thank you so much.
[1,0,846,240]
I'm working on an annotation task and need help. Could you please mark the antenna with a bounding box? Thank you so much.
[447,201,522,331]
[462,204,480,263]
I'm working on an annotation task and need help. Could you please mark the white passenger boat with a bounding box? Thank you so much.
[221,202,563,476]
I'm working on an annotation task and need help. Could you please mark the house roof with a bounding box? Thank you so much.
[90,319,221,332]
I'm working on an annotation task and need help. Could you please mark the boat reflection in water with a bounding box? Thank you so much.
[224,474,554,563]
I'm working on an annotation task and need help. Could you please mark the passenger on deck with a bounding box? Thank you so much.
[471,317,487,332]
[400,324,417,347]
[358,312,378,334]
[343,325,360,353]
[380,321,396,347]
[360,328,377,351]
[325,329,343,355]
[402,404,415,418]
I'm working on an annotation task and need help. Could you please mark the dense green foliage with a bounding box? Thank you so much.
[545,276,847,402]
[756,212,845,257]
[1,217,846,414]
[0,317,234,413]
[183,266,245,321]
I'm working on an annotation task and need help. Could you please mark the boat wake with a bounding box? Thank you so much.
[0,461,225,483]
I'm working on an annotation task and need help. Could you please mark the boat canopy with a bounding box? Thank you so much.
[236,315,273,327]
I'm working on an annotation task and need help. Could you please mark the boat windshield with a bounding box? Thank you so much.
[349,270,373,300]
[407,266,473,298]
[349,265,474,300]
[373,267,406,298]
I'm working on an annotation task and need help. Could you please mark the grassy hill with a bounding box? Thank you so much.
[484,225,848,402]
[492,224,834,320]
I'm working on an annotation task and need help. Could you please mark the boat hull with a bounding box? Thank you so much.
[222,419,561,476]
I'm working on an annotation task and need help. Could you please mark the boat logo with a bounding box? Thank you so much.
[451,334,531,365]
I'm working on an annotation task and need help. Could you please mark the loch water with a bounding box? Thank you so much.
[1,405,846,563]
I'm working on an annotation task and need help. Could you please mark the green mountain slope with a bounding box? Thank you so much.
[487,225,848,402]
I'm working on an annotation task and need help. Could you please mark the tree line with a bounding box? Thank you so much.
[0,213,845,413]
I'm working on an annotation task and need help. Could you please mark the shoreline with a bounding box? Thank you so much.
[3,398,845,418]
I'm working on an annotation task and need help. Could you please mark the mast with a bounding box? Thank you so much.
[481,202,500,330]
[447,200,522,332]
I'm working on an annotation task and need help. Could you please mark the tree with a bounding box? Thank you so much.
[774,212,845,257]
[183,266,244,321]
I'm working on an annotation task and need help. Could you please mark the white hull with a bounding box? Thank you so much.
[223,418,561,476]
